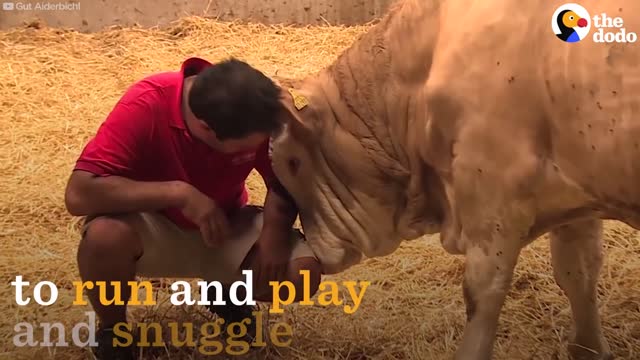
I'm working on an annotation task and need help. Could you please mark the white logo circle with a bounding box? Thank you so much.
[551,3,591,42]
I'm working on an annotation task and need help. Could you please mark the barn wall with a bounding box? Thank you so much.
[0,0,395,32]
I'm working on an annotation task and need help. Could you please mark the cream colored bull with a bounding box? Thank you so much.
[269,0,639,359]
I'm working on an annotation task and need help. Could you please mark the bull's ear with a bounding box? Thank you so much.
[271,75,300,89]
[278,87,314,138]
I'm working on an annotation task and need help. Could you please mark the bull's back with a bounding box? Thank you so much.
[423,0,640,224]
[539,0,640,208]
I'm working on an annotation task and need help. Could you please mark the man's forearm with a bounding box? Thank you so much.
[260,183,299,237]
[65,171,186,216]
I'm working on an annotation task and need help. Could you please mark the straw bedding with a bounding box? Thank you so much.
[1,16,639,360]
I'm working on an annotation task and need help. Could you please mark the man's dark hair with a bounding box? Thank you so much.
[188,58,283,140]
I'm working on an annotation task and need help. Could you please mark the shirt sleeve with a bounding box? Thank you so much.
[254,137,277,187]
[73,91,156,178]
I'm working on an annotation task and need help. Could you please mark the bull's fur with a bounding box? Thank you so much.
[269,0,640,359]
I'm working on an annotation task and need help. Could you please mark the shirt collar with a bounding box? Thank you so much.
[169,57,213,130]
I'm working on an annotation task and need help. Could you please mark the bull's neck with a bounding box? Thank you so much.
[321,0,440,180]
[313,0,447,238]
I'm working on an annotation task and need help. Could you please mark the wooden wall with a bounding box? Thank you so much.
[0,0,395,31]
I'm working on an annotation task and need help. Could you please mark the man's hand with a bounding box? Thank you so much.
[250,229,293,293]
[247,179,299,293]
[177,182,230,247]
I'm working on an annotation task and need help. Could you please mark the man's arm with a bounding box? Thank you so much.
[250,177,299,286]
[259,180,299,239]
[254,138,300,239]
[64,89,186,217]
[64,171,187,216]
[247,134,302,286]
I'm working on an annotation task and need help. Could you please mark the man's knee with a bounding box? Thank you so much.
[79,214,143,260]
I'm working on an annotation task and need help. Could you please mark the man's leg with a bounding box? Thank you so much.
[110,207,322,340]
[207,238,320,341]
[230,206,321,301]
[206,284,257,338]
[211,234,322,302]
[77,214,144,360]
[204,207,321,334]
[248,234,322,302]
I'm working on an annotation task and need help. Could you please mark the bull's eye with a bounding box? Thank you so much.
[288,157,300,175]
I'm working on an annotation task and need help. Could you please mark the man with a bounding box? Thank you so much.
[64,57,322,360]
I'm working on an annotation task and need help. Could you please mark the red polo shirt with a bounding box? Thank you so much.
[73,57,276,229]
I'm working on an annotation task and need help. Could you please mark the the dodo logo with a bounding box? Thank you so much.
[551,3,591,42]
[552,3,637,43]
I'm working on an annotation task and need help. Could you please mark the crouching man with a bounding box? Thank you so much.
[63,57,322,360]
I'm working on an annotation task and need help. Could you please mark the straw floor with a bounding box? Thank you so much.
[1,17,639,360]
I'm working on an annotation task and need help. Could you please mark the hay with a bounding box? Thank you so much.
[1,16,639,360]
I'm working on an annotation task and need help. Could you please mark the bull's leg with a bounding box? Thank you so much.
[550,219,612,360]
[454,227,523,360]
[446,156,534,360]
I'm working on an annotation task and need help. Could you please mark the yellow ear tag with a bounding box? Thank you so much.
[288,88,309,110]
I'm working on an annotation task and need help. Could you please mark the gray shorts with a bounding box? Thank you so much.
[82,206,316,284]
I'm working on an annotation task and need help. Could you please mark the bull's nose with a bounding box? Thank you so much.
[577,18,588,27]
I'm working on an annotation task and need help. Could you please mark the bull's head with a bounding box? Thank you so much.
[270,73,446,274]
